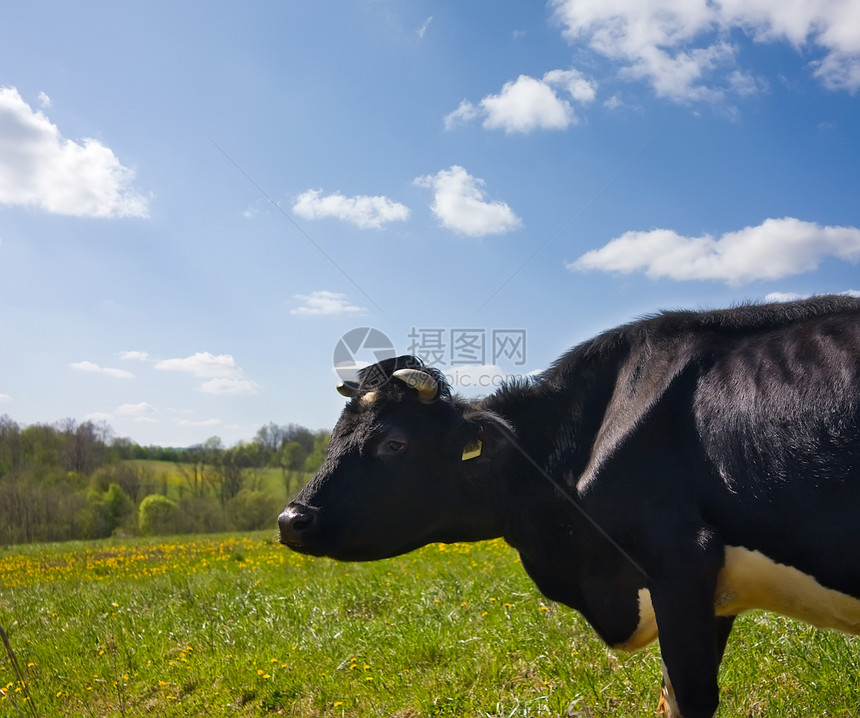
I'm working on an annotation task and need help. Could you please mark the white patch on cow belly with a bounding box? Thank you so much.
[615,546,860,652]
[715,545,860,634]
[615,588,658,651]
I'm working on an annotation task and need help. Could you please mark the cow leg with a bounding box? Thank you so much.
[656,615,735,717]
[714,615,735,665]
[648,531,725,718]
[651,589,719,717]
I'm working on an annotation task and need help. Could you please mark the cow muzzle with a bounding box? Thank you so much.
[278,503,320,552]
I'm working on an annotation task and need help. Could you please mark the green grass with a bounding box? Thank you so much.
[1,533,858,717]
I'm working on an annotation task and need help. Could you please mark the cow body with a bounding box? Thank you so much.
[279,296,860,718]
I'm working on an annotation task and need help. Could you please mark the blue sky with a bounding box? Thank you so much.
[1,1,859,446]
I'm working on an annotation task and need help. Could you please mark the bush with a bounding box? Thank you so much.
[178,496,229,534]
[138,494,178,536]
[79,483,133,539]
[227,489,281,531]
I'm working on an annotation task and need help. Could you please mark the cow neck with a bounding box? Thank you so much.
[478,333,631,555]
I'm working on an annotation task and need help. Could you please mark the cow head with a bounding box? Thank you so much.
[278,356,511,561]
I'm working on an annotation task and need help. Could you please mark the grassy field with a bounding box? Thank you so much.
[1,533,858,717]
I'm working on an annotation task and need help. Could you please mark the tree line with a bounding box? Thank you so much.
[0,416,329,545]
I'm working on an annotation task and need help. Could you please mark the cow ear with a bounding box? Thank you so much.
[449,409,513,464]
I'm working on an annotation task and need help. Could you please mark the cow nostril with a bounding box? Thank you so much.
[290,515,313,532]
[278,505,317,545]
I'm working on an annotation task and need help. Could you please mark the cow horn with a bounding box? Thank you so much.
[336,380,360,397]
[392,369,438,402]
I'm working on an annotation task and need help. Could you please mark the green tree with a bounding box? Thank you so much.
[138,494,178,536]
[0,415,22,477]
[20,424,63,468]
[80,483,132,539]
[303,433,330,473]
[255,422,285,464]
[209,446,244,506]
[104,483,133,530]
[278,441,305,497]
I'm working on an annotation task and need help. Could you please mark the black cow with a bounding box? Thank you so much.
[279,295,860,718]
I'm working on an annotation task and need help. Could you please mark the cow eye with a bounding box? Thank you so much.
[381,439,407,455]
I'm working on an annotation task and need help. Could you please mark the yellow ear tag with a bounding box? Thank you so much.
[461,439,483,461]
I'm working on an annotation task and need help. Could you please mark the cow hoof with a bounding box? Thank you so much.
[656,666,682,717]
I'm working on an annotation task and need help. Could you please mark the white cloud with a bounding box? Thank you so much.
[243,205,260,220]
[764,291,807,302]
[482,75,576,133]
[444,100,481,130]
[155,352,243,379]
[766,289,860,302]
[116,402,157,417]
[417,16,433,39]
[0,87,150,217]
[155,351,258,395]
[444,69,597,133]
[70,360,134,379]
[543,68,599,103]
[414,166,522,237]
[119,350,150,361]
[84,411,114,423]
[199,378,258,396]
[291,290,364,316]
[0,394,11,403]
[37,91,51,108]
[569,217,860,285]
[292,189,410,229]
[604,94,624,109]
[176,418,222,427]
[550,0,860,99]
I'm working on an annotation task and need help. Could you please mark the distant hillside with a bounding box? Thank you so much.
[0,417,327,545]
